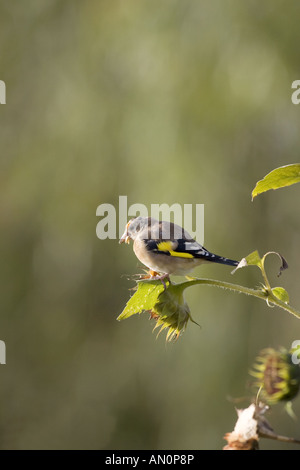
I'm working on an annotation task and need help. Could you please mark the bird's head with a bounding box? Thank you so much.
[119,217,148,244]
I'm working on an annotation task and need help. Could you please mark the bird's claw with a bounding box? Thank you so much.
[137,270,170,290]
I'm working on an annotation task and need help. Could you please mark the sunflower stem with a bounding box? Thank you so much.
[181,278,300,320]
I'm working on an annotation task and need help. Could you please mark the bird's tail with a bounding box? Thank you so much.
[196,249,239,267]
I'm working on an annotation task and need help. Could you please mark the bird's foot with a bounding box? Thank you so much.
[138,269,159,280]
[150,272,170,290]
[138,270,170,289]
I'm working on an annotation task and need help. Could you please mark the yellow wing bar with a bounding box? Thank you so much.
[157,241,194,259]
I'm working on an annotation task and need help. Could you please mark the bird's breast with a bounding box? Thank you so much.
[133,239,204,275]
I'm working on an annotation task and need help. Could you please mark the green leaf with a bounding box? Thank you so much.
[271,287,289,304]
[117,280,194,341]
[117,281,164,320]
[252,164,300,200]
[232,250,262,273]
[244,250,262,267]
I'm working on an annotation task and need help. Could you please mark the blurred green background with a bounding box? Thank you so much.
[1,0,300,450]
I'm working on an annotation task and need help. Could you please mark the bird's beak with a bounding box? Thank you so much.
[119,220,133,244]
[119,231,131,244]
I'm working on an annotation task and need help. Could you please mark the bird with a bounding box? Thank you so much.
[119,216,239,284]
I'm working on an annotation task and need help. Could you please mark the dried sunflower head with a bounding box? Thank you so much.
[250,347,300,405]
[118,280,199,341]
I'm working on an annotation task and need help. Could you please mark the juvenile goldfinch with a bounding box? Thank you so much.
[120,217,238,281]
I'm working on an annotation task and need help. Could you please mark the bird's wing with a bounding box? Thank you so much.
[139,219,205,259]
[139,219,238,266]
[143,238,207,259]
